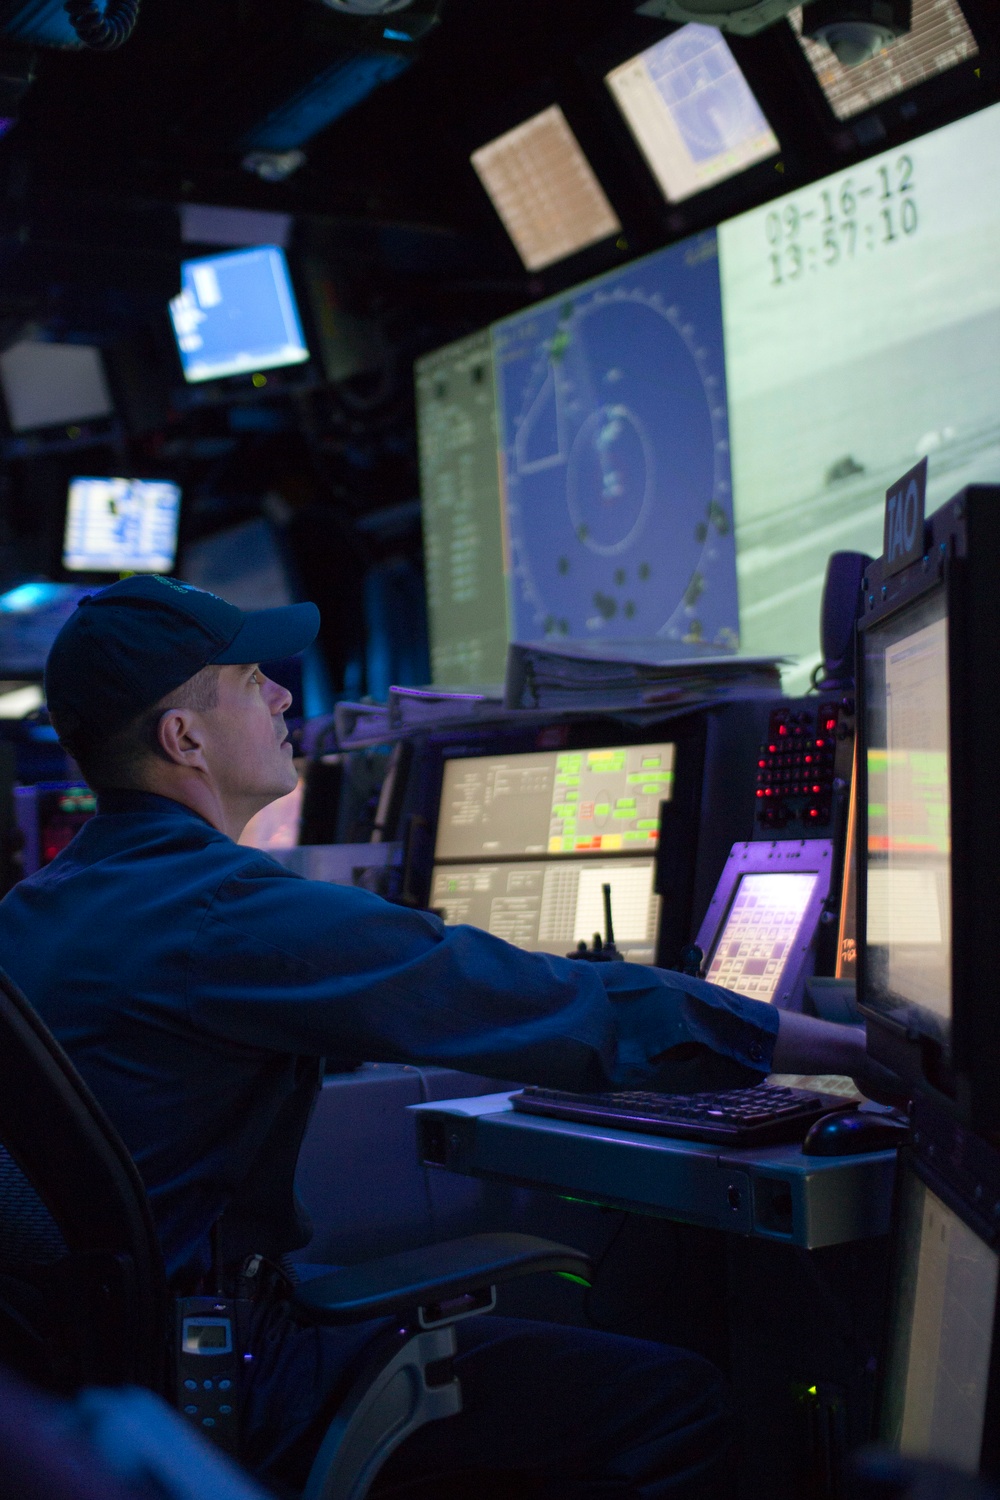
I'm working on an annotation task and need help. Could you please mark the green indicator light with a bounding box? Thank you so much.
[613,810,633,820]
[617,798,636,808]
[562,838,574,850]
[641,758,661,768]
[637,819,658,830]
[556,1272,593,1287]
[624,830,646,840]
[594,803,611,816]
[562,776,580,787]
[641,784,662,795]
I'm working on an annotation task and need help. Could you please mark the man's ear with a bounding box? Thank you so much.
[156,708,208,770]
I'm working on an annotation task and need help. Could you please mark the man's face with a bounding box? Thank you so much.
[199,663,297,807]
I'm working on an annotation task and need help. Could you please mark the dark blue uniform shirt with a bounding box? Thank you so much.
[0,791,779,1283]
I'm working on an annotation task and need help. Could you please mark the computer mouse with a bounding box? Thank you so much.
[802,1108,910,1156]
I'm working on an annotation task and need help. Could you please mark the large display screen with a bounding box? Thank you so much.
[63,478,182,574]
[416,330,510,687]
[864,589,951,1036]
[417,101,1000,691]
[494,230,737,653]
[169,246,310,384]
[718,101,1000,688]
[605,24,779,205]
[881,1163,997,1473]
[434,742,674,861]
[470,105,621,273]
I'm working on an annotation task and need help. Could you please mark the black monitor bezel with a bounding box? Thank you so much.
[856,485,1000,1132]
[875,1106,1000,1480]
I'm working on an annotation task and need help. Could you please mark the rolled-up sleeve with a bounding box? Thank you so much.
[187,861,779,1092]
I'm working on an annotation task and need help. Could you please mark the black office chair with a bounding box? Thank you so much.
[0,965,591,1500]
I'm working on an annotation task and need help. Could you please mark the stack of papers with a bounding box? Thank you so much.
[334,685,503,748]
[504,640,785,713]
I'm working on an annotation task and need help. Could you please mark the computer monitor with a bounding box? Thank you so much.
[470,105,621,273]
[605,23,779,205]
[695,840,833,1008]
[857,483,1000,1130]
[0,340,114,434]
[63,477,182,574]
[879,1114,1000,1479]
[431,740,677,965]
[415,329,509,688]
[168,245,310,384]
[790,0,978,124]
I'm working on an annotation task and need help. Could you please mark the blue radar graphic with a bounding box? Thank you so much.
[493,232,738,650]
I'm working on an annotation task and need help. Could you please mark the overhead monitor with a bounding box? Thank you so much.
[789,0,978,123]
[0,340,114,434]
[695,841,833,1008]
[880,1157,998,1474]
[416,329,509,687]
[169,245,310,384]
[434,743,674,861]
[470,105,622,272]
[430,857,660,965]
[63,478,182,574]
[605,24,780,204]
[717,99,1000,691]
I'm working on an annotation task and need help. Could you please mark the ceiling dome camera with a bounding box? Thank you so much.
[802,0,912,65]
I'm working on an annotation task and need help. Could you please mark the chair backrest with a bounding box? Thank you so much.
[0,965,167,1394]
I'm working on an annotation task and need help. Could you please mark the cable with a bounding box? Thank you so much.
[63,0,140,51]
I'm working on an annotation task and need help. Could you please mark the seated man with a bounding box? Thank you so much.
[0,577,889,1499]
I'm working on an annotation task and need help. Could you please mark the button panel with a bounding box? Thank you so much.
[755,701,850,831]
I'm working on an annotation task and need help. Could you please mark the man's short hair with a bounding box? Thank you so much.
[56,665,221,794]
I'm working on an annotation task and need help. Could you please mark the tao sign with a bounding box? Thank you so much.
[883,457,927,577]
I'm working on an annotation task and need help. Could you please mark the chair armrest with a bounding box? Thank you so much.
[291,1233,592,1325]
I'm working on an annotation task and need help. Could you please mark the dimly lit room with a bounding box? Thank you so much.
[0,2,997,1498]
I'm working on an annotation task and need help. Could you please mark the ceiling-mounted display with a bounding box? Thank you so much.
[606,23,780,204]
[471,105,622,273]
[789,0,978,121]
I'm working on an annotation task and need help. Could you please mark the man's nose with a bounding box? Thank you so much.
[262,675,293,715]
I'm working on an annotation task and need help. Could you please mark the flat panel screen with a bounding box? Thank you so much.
[0,341,113,433]
[704,870,820,1003]
[470,105,621,273]
[430,856,660,964]
[435,742,674,861]
[169,245,310,384]
[606,24,779,205]
[416,330,509,687]
[790,0,978,124]
[63,478,181,574]
[881,1163,997,1472]
[864,588,951,1037]
[718,101,1000,691]
[493,229,737,651]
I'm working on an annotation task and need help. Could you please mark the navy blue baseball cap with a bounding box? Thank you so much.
[44,574,320,749]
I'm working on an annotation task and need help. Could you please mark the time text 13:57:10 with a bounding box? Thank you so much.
[766,154,917,287]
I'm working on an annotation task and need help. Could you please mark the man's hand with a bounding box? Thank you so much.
[772,1011,908,1106]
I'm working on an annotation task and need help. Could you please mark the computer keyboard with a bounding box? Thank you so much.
[512,1084,839,1146]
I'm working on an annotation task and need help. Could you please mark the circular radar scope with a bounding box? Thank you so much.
[497,247,737,650]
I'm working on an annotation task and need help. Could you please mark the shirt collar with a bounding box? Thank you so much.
[96,789,212,826]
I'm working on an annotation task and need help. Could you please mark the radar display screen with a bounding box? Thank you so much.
[63,478,181,573]
[606,24,780,204]
[493,232,737,652]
